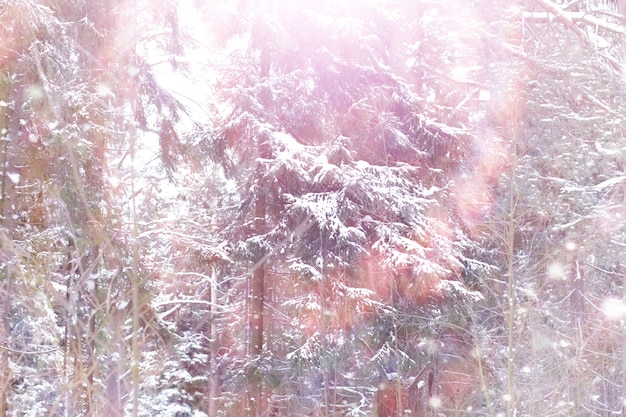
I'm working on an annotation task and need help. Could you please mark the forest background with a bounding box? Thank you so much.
[0,0,625,416]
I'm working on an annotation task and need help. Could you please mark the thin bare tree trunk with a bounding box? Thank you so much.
[208,267,219,417]
[0,68,18,417]
[105,307,126,417]
[619,3,626,414]
[247,8,272,411]
[0,88,10,417]
[248,130,270,417]
[505,143,518,417]
[248,186,266,417]
[620,143,626,416]
[0,286,10,417]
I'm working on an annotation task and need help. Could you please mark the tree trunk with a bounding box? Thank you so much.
[0,285,9,417]
[619,4,626,414]
[620,0,626,78]
[247,11,272,412]
[208,267,219,417]
[620,138,626,416]
[569,256,584,323]
[0,61,19,417]
[105,307,126,417]
[0,76,10,417]
[248,183,266,417]
[248,132,269,417]
[248,266,264,417]
[82,262,98,417]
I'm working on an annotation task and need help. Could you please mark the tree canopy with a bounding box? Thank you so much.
[0,0,625,416]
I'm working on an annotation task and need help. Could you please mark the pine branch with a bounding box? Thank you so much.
[529,0,623,72]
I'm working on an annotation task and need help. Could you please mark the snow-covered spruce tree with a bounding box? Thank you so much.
[0,3,99,415]
[195,1,491,415]
[0,0,188,415]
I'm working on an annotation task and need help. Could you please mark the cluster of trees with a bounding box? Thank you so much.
[0,0,625,416]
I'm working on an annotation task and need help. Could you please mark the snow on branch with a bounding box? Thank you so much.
[529,0,587,38]
[522,11,625,36]
[437,279,485,302]
[528,0,623,71]
[592,175,626,190]
[562,176,626,192]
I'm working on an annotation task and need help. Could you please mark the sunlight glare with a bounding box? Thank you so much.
[450,67,468,81]
[478,89,491,102]
[547,262,566,280]
[429,396,442,409]
[602,298,626,320]
[564,241,577,251]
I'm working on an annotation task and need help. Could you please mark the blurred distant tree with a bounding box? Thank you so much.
[473,0,626,416]
[0,0,186,415]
